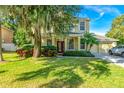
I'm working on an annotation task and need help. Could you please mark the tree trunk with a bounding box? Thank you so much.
[33,25,41,58]
[88,44,93,51]
[0,24,3,61]
[85,43,88,51]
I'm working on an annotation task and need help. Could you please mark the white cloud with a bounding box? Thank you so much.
[100,12,104,16]
[84,5,121,21]
[93,12,105,21]
[84,5,103,13]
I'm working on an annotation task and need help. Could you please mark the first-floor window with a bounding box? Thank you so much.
[68,38,74,49]
[47,39,52,46]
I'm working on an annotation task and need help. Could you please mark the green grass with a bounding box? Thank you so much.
[0,52,124,88]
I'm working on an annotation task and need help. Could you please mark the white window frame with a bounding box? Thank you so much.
[80,21,85,31]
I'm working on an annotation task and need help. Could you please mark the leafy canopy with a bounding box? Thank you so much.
[106,15,124,44]
[8,6,80,35]
[13,28,31,47]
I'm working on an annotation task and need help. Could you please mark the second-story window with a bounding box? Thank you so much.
[69,24,74,32]
[80,22,85,30]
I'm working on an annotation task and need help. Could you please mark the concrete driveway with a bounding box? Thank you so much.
[94,53,124,67]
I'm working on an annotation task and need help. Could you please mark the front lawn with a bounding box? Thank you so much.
[0,53,124,88]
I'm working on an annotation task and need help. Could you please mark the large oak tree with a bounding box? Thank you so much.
[8,5,80,57]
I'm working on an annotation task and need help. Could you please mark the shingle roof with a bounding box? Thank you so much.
[94,34,118,42]
[1,26,13,32]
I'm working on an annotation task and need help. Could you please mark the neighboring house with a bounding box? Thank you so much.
[40,18,118,54]
[1,26,16,51]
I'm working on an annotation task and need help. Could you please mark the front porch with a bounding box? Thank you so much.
[42,36,85,53]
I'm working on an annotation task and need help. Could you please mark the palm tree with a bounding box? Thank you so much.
[81,32,99,51]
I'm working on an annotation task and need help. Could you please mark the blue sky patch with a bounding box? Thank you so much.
[79,5,124,35]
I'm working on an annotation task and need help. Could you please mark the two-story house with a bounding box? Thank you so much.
[40,18,90,53]
[40,18,118,54]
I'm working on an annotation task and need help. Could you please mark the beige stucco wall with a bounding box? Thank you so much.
[91,42,117,54]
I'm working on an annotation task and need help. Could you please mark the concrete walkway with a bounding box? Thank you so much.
[94,53,124,67]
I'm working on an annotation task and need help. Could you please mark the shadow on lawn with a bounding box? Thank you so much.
[0,70,7,74]
[14,58,111,88]
[8,58,26,62]
[39,69,84,88]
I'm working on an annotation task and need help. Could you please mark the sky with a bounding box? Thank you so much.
[79,5,124,36]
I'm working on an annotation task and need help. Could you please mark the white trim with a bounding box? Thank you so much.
[66,48,75,51]
[78,19,87,32]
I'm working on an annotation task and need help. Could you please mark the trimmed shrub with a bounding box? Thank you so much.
[41,46,57,57]
[21,44,34,50]
[63,51,94,57]
[2,48,4,51]
[16,44,34,58]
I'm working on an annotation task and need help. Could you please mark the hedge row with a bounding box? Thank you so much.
[16,44,94,57]
[63,51,94,57]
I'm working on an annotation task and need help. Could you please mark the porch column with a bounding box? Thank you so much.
[65,38,67,51]
[78,37,81,51]
[52,36,55,46]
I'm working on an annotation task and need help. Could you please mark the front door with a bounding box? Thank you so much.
[57,41,64,53]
